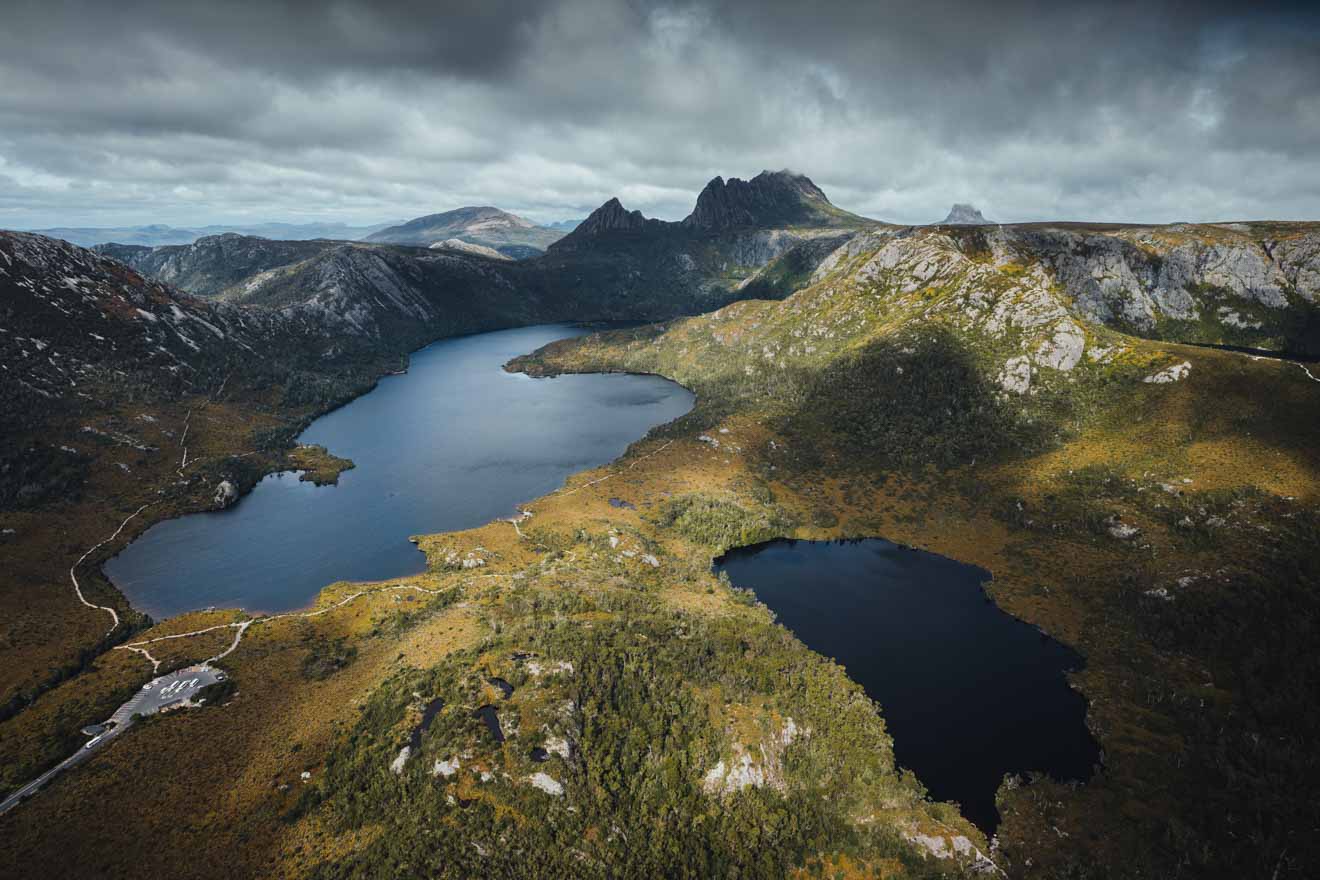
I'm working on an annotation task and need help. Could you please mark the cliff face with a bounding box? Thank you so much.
[1007,225,1319,352]
[554,170,874,251]
[683,170,861,230]
[805,222,1320,356]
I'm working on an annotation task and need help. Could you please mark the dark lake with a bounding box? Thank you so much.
[715,538,1098,831]
[105,324,693,618]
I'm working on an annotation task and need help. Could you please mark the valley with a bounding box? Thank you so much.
[2,174,1318,878]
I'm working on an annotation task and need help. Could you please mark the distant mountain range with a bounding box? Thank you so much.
[22,221,397,249]
[79,172,881,346]
[363,206,566,258]
[553,169,876,250]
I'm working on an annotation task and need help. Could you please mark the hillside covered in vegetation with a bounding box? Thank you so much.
[509,222,1320,876]
[3,209,1319,878]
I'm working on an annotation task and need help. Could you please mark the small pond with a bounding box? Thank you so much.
[715,537,1099,831]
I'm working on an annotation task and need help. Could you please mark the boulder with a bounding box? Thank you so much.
[213,479,238,509]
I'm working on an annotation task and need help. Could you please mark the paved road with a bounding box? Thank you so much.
[0,664,224,816]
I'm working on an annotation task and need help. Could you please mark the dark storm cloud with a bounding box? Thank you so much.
[1,0,1317,228]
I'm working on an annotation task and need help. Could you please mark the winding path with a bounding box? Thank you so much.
[70,503,153,637]
[112,581,464,670]
[1245,354,1320,384]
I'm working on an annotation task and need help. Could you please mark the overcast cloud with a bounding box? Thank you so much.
[2,0,1318,228]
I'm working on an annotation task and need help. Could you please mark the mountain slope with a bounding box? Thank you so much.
[364,206,564,257]
[3,214,1320,878]
[95,235,341,298]
[0,231,425,447]
[510,223,1320,878]
[2,232,300,420]
[91,175,882,325]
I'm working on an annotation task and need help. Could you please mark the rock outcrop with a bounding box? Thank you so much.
[213,480,238,509]
[364,206,564,256]
[427,238,511,261]
[549,198,659,248]
[683,170,858,230]
[938,203,992,225]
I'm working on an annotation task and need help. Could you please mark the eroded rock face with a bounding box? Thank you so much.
[684,171,837,230]
[1020,227,1317,332]
[701,717,803,795]
[213,480,238,509]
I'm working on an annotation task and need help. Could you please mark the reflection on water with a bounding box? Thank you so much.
[106,324,693,618]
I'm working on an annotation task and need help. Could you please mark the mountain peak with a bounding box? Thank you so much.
[683,170,851,230]
[549,198,655,249]
[363,206,562,254]
[939,203,993,225]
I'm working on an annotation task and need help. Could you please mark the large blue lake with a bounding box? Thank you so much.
[716,538,1098,831]
[105,324,694,618]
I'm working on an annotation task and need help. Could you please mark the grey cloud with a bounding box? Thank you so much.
[0,0,1317,228]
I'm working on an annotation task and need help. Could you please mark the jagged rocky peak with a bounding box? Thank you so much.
[940,203,993,225]
[550,197,654,248]
[683,169,843,230]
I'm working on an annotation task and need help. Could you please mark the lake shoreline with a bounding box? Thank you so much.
[103,324,693,620]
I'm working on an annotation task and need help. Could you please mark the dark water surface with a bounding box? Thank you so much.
[106,324,693,618]
[715,538,1098,831]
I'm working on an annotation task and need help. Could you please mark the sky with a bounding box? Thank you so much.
[2,0,1318,229]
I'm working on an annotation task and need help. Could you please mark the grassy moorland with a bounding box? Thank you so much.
[503,226,1320,877]
[3,223,1319,878]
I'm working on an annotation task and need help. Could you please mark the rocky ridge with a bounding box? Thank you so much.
[95,234,339,298]
[364,206,564,257]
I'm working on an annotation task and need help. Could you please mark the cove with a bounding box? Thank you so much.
[106,324,693,619]
[715,538,1099,832]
